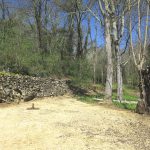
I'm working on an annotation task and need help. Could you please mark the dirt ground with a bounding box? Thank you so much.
[0,95,150,150]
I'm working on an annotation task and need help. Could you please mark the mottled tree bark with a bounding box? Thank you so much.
[117,52,123,101]
[112,18,124,101]
[136,67,150,114]
[105,17,113,100]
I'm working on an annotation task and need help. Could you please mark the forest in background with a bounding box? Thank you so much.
[0,0,150,113]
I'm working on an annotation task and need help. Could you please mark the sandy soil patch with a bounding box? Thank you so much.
[0,95,150,150]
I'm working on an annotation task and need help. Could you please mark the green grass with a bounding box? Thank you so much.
[75,83,138,111]
[112,83,138,101]
[123,94,138,101]
[112,93,138,101]
[76,93,104,104]
[113,101,136,110]
[0,71,17,76]
[68,81,139,110]
[77,94,137,110]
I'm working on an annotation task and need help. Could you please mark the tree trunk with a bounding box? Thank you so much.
[136,67,150,114]
[36,17,42,51]
[76,22,83,58]
[112,16,124,101]
[1,0,6,43]
[105,17,113,100]
[68,14,74,56]
[93,46,97,84]
[1,0,6,20]
[33,0,43,52]
[117,51,123,101]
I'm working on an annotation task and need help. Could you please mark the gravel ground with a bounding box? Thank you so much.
[0,95,150,150]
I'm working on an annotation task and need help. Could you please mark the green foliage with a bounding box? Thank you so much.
[0,17,93,80]
[68,58,93,85]
[0,18,81,78]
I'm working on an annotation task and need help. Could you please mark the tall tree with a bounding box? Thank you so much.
[33,0,43,52]
[129,0,150,113]
[89,0,113,100]
[109,0,127,101]
[54,0,88,58]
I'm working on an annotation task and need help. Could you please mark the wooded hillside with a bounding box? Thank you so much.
[0,0,150,113]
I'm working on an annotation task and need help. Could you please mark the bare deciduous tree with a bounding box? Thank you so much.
[129,0,150,113]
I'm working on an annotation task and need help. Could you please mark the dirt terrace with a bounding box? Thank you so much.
[0,95,150,150]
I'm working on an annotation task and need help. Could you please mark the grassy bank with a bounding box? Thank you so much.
[74,83,138,111]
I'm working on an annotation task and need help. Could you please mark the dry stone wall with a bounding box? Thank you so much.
[0,75,69,103]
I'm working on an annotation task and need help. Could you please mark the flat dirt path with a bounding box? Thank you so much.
[0,95,150,150]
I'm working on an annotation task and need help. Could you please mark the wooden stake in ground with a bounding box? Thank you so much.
[27,103,39,110]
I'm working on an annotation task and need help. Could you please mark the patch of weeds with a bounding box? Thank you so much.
[72,83,138,111]
[0,71,17,76]
[113,101,136,110]
[76,93,104,104]
[123,94,138,101]
[112,86,138,101]
[112,93,138,101]
[76,94,137,111]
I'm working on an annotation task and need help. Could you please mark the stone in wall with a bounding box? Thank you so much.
[0,75,69,103]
